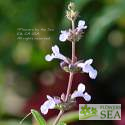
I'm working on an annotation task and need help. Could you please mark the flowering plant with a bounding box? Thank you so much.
[22,2,97,125]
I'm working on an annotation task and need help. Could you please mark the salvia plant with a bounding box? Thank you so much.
[21,2,97,125]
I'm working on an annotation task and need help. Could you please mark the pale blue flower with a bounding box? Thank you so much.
[40,95,61,115]
[77,59,97,79]
[77,20,87,31]
[59,30,70,42]
[71,83,91,101]
[45,45,69,63]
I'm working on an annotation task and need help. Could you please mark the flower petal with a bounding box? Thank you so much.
[78,20,85,27]
[83,64,92,73]
[46,95,56,109]
[77,62,90,73]
[52,45,60,54]
[45,100,55,109]
[40,100,50,114]
[78,83,85,93]
[45,54,54,61]
[47,95,53,100]
[48,101,55,109]
[84,59,93,65]
[77,59,97,79]
[78,20,87,30]
[40,95,62,115]
[77,63,84,68]
[56,54,69,63]
[40,104,48,115]
[71,91,80,99]
[83,92,91,101]
[89,68,97,79]
[59,30,69,42]
[53,97,61,104]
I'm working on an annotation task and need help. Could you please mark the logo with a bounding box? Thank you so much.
[79,104,121,120]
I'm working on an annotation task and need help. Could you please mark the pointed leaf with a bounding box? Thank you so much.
[31,109,46,125]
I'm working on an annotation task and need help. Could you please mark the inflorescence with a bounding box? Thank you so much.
[40,2,97,125]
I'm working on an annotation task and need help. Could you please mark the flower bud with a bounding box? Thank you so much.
[68,2,75,11]
[66,2,78,21]
[61,93,65,102]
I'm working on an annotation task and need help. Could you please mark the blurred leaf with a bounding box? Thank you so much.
[0,64,5,116]
[0,120,30,125]
[84,0,125,54]
[31,109,46,125]
[48,111,78,125]
[58,122,67,125]
[69,0,91,10]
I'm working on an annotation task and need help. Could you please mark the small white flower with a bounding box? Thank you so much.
[40,95,61,115]
[59,30,70,42]
[45,45,69,63]
[71,83,91,101]
[77,59,97,79]
[77,20,87,31]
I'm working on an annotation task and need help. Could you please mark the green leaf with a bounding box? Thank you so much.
[47,111,79,125]
[31,109,46,125]
[0,120,31,125]
[58,122,67,125]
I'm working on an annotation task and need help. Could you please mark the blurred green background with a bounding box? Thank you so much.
[0,0,125,125]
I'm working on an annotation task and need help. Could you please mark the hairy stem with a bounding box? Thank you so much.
[65,19,75,101]
[52,110,64,125]
[53,19,76,125]
[71,20,76,64]
[71,20,75,30]
[65,72,74,101]
[72,42,75,63]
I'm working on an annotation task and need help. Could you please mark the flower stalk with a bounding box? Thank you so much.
[40,2,97,125]
[53,5,77,125]
[53,18,76,125]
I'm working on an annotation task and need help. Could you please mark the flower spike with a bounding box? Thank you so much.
[41,3,98,125]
